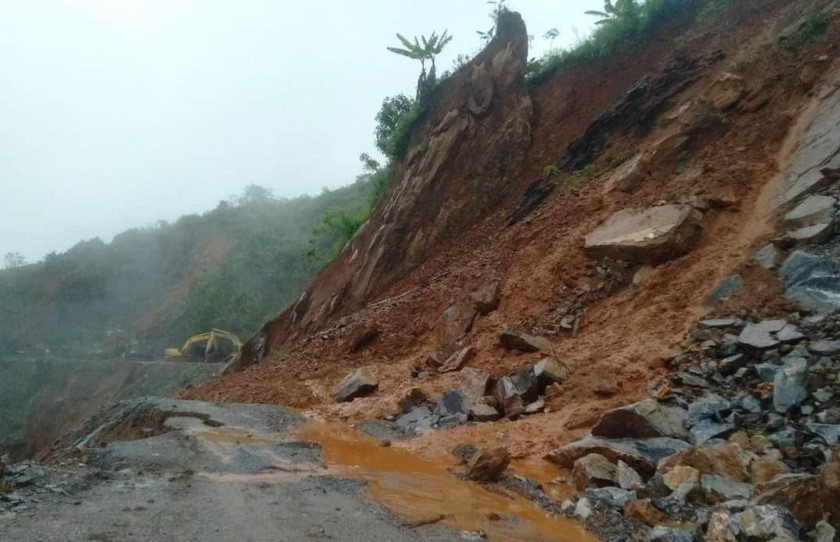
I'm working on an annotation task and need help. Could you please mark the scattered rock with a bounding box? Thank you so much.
[706,509,737,542]
[503,395,526,420]
[438,346,475,373]
[464,447,510,482]
[533,357,571,387]
[738,323,781,353]
[810,520,836,542]
[633,265,655,285]
[623,498,665,526]
[433,389,471,420]
[648,525,696,542]
[584,487,635,510]
[663,466,700,490]
[779,250,840,313]
[459,368,491,401]
[700,474,752,503]
[658,444,751,482]
[436,300,479,352]
[700,318,741,329]
[690,418,735,445]
[809,340,840,356]
[773,357,808,413]
[547,436,690,477]
[706,275,743,306]
[524,398,546,415]
[497,329,552,353]
[469,403,501,422]
[574,497,593,520]
[754,244,779,270]
[593,376,620,397]
[783,195,836,229]
[605,153,645,194]
[781,222,834,247]
[734,505,802,541]
[451,444,478,465]
[470,279,501,315]
[706,72,746,111]
[617,460,643,490]
[584,204,703,265]
[572,453,617,491]
[331,367,379,402]
[592,399,689,440]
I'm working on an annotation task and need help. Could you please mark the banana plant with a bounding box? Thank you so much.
[585,0,639,25]
[387,30,453,102]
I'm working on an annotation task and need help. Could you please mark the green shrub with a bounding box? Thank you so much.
[527,0,697,85]
[374,95,413,156]
[384,103,423,160]
[801,10,829,45]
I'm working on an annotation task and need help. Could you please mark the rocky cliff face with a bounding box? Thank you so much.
[237,12,534,367]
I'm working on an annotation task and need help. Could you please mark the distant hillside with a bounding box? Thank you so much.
[0,175,380,358]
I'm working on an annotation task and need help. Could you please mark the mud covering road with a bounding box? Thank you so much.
[2,399,587,541]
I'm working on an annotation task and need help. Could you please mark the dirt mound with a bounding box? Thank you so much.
[183,0,840,462]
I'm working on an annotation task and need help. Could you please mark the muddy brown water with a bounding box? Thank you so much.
[297,422,595,542]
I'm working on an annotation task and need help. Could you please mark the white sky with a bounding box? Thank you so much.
[0,0,596,261]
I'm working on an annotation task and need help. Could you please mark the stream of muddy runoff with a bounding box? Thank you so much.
[295,422,593,542]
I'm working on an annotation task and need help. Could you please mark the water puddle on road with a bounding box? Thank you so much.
[296,422,595,542]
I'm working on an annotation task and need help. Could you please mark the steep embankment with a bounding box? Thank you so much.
[185,0,840,462]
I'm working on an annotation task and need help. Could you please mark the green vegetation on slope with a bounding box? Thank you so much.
[0,177,380,357]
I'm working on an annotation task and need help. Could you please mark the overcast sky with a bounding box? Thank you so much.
[0,1,596,261]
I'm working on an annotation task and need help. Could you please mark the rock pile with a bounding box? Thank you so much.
[550,311,840,540]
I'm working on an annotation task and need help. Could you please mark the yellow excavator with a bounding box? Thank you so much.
[164,329,243,363]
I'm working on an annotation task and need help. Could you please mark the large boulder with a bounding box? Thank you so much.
[657,444,751,482]
[464,447,510,481]
[591,399,689,440]
[331,367,379,402]
[572,453,617,491]
[756,448,840,529]
[783,195,836,229]
[780,250,840,312]
[546,436,690,477]
[584,204,703,264]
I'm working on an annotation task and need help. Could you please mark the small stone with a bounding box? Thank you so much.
[433,389,472,418]
[438,346,475,373]
[776,324,805,343]
[617,460,643,490]
[623,498,665,526]
[633,265,655,285]
[773,357,809,413]
[331,367,379,402]
[574,498,592,520]
[533,357,571,386]
[584,487,635,510]
[572,453,617,491]
[469,403,501,422]
[503,395,526,420]
[593,376,619,397]
[751,456,790,484]
[738,324,780,352]
[706,72,746,110]
[706,509,737,542]
[459,368,491,402]
[690,418,735,445]
[756,363,778,382]
[464,447,510,482]
[719,354,747,376]
[740,395,762,413]
[700,474,752,503]
[524,398,546,415]
[497,329,551,353]
[809,340,840,356]
[813,388,833,403]
[805,423,840,445]
[700,318,741,329]
[686,395,731,427]
[810,520,836,542]
[754,244,779,270]
[735,505,802,541]
[663,466,700,490]
[648,525,696,542]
